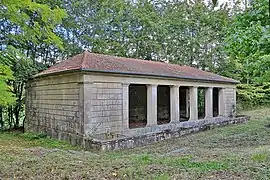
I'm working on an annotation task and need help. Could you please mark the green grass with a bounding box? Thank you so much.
[0,131,79,150]
[1,107,270,179]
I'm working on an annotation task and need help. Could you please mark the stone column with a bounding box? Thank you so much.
[205,87,213,118]
[170,85,180,123]
[189,86,198,121]
[122,83,129,130]
[147,84,157,126]
[233,88,237,116]
[82,82,93,136]
[218,88,225,116]
[186,88,190,118]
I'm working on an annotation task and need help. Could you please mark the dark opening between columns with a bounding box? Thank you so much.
[129,84,147,129]
[198,87,206,119]
[179,86,189,121]
[157,85,170,125]
[213,88,219,117]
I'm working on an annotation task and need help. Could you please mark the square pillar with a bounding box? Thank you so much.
[170,85,180,123]
[186,88,190,118]
[205,87,213,118]
[122,83,129,130]
[189,86,198,121]
[147,84,157,126]
[219,88,225,116]
[82,82,93,136]
[233,88,237,116]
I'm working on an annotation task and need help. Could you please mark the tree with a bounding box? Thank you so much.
[0,0,66,129]
[0,64,15,129]
[224,0,270,83]
[0,65,15,107]
[223,0,270,108]
[163,0,229,71]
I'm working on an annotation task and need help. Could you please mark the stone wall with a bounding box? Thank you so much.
[25,71,238,149]
[224,88,236,117]
[25,73,83,145]
[88,82,123,135]
[86,115,250,151]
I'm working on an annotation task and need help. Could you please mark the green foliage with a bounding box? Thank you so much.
[0,65,16,107]
[0,0,66,129]
[224,0,270,84]
[1,0,67,49]
[153,174,170,180]
[251,152,268,162]
[0,46,41,82]
[22,132,47,140]
[252,55,270,83]
[224,0,270,109]
[0,131,79,150]
[164,1,229,69]
[57,0,229,67]
[237,83,270,109]
[0,46,43,128]
[21,132,78,149]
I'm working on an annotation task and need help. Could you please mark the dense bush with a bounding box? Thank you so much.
[237,83,270,110]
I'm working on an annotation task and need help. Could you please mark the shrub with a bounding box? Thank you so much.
[237,83,270,110]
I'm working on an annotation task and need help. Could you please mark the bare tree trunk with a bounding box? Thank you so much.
[0,107,3,130]
[8,107,13,129]
[14,82,24,128]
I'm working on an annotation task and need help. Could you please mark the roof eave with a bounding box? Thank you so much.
[81,68,239,84]
[31,68,239,84]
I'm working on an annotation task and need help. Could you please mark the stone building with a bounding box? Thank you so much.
[25,51,248,150]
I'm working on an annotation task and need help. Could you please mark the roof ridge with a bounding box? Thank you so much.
[89,52,173,66]
[80,50,88,69]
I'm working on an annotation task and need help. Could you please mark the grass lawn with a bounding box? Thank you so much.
[1,108,270,179]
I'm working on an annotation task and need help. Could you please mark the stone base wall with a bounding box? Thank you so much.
[85,115,250,151]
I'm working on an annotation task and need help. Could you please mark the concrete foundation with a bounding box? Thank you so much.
[86,115,250,151]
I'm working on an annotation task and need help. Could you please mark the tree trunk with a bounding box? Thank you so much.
[0,107,3,130]
[8,107,13,129]
[14,82,24,128]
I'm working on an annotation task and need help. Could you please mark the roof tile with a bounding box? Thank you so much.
[36,51,238,83]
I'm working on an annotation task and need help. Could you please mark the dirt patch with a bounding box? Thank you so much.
[198,171,250,180]
[24,147,99,157]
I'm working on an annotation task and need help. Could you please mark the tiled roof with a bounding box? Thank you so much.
[36,51,238,83]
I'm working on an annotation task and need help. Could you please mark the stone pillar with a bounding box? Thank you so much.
[218,88,225,116]
[170,85,180,123]
[189,86,198,121]
[147,84,157,126]
[82,82,93,136]
[233,88,237,116]
[186,88,190,118]
[122,83,129,130]
[205,87,213,118]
